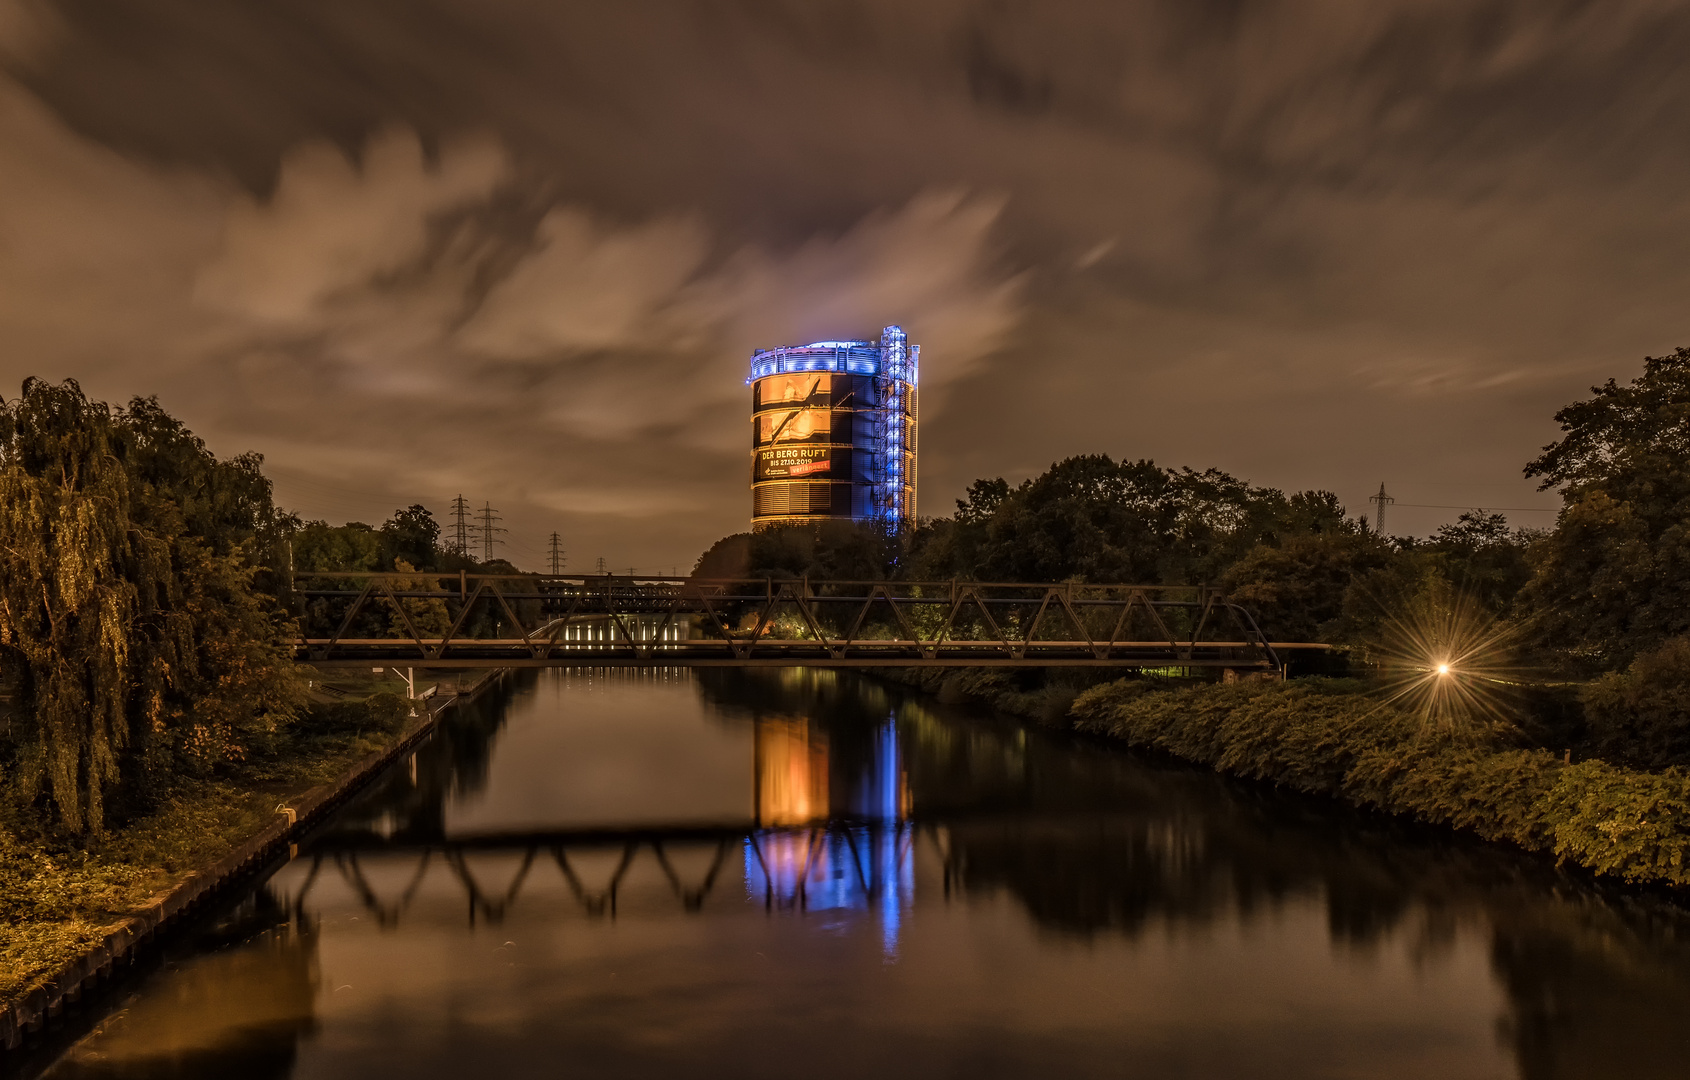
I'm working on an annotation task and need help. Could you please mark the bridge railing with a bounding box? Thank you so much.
[289,572,1306,669]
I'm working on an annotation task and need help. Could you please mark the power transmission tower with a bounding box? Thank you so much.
[476,502,507,562]
[1368,483,1395,534]
[449,495,472,556]
[595,556,607,574]
[547,532,566,575]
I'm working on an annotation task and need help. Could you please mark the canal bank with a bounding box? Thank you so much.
[1070,676,1690,888]
[869,666,1690,891]
[0,668,512,1057]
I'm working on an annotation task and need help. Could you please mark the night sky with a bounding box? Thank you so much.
[2,0,1685,571]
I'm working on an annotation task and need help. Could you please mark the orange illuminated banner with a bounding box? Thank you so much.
[757,374,829,407]
[756,407,830,445]
[757,445,832,480]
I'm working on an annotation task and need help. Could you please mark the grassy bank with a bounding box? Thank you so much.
[1069,678,1690,888]
[0,694,412,1012]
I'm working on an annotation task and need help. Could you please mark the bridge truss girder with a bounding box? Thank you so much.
[291,573,1304,670]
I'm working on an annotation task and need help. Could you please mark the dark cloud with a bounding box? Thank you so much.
[4,0,1689,567]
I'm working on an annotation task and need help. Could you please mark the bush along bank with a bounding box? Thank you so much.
[0,693,419,1026]
[1069,678,1690,888]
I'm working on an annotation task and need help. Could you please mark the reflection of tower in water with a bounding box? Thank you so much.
[754,717,831,827]
[746,713,915,958]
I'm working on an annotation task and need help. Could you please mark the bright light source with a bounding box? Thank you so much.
[1361,583,1528,735]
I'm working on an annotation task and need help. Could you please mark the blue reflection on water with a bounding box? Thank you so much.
[744,716,914,958]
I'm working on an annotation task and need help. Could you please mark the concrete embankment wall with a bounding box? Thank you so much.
[0,669,510,1057]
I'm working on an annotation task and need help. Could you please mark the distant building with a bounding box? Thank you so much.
[747,325,918,531]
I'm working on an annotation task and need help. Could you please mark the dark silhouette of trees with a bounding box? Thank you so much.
[908,456,1375,590]
[1522,347,1690,668]
[692,521,900,581]
[1582,636,1690,769]
[1222,531,1395,643]
[291,505,443,574]
[381,505,442,571]
[1424,511,1537,618]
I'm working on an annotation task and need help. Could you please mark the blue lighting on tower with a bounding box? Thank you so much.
[746,341,882,381]
[746,325,918,530]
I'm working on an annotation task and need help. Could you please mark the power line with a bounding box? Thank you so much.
[1391,502,1558,513]
[547,532,567,575]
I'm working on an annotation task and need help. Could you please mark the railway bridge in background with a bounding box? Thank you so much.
[291,572,1321,672]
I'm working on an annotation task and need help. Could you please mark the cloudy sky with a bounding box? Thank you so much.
[2,0,1687,571]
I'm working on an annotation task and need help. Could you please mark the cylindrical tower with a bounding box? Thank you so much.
[747,325,918,531]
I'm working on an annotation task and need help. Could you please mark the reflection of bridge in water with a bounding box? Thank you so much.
[293,573,1310,671]
[294,823,927,928]
[291,708,924,954]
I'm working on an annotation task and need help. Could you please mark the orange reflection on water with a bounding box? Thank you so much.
[754,716,829,826]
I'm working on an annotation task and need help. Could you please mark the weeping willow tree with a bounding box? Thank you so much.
[0,379,304,835]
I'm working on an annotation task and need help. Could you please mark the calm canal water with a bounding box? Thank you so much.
[38,668,1690,1079]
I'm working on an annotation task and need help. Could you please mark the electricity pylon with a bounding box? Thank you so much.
[547,532,566,575]
[1368,483,1395,534]
[449,495,472,555]
[476,503,507,562]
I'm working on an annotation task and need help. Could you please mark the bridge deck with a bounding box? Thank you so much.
[296,638,1321,668]
[290,573,1315,669]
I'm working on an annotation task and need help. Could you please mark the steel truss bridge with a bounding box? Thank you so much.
[293,572,1312,671]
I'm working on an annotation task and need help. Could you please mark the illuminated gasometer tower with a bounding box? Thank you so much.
[747,325,918,531]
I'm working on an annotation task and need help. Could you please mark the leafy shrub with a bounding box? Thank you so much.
[1582,635,1690,769]
[1536,761,1690,882]
[305,692,412,738]
[1072,678,1690,886]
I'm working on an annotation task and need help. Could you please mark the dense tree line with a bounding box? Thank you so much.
[290,505,445,576]
[0,380,510,836]
[1521,347,1690,668]
[0,380,303,834]
[1521,347,1690,765]
[700,462,1533,647]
